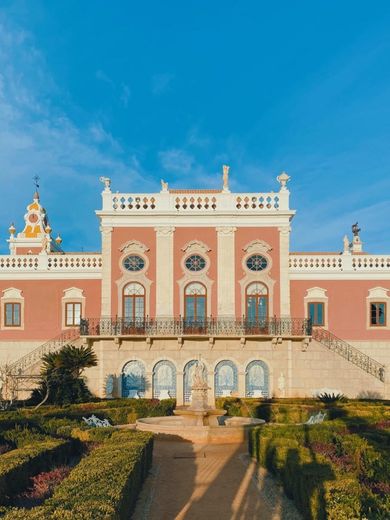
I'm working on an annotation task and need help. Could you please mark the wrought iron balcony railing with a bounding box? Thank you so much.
[79,317,312,338]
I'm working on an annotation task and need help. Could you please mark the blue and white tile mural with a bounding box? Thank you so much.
[122,360,146,398]
[153,360,176,398]
[215,360,238,397]
[245,360,269,397]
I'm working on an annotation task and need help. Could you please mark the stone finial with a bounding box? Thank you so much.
[8,223,16,236]
[55,234,62,245]
[160,179,169,192]
[222,164,230,192]
[342,235,351,254]
[99,176,111,192]
[44,224,52,234]
[277,171,290,190]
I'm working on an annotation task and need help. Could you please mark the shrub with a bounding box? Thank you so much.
[0,437,71,504]
[250,423,390,519]
[2,430,153,519]
[317,392,346,404]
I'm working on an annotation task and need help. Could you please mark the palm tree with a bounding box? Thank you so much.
[32,344,98,406]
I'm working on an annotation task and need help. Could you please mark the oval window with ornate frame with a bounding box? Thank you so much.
[246,254,268,272]
[123,255,145,272]
[185,254,206,272]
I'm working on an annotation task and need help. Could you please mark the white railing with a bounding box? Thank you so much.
[105,190,289,212]
[290,254,390,272]
[289,255,343,271]
[0,254,102,273]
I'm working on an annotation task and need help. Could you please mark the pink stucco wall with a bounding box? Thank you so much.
[290,280,390,339]
[0,279,101,340]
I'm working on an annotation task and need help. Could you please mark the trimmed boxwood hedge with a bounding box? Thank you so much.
[249,423,390,519]
[0,436,71,504]
[0,398,175,433]
[2,430,153,520]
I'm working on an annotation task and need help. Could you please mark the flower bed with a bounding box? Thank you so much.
[1,429,153,519]
[249,422,390,519]
[0,435,71,505]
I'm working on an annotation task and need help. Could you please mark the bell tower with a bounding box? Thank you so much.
[7,185,63,255]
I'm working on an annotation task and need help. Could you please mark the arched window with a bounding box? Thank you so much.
[184,282,206,321]
[183,359,208,403]
[122,360,146,398]
[153,360,176,399]
[123,283,145,320]
[214,360,238,397]
[245,360,269,398]
[246,282,268,321]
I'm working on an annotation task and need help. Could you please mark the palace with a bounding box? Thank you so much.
[1,170,389,402]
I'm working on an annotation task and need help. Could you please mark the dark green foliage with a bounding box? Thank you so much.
[317,392,346,403]
[250,423,390,519]
[1,430,153,520]
[30,344,98,406]
[0,435,71,505]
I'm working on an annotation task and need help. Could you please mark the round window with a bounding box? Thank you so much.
[246,254,268,271]
[185,254,206,272]
[123,255,145,272]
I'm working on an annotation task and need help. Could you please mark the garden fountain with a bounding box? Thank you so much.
[136,359,265,443]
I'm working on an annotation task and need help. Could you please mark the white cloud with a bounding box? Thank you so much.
[159,148,194,173]
[0,16,151,253]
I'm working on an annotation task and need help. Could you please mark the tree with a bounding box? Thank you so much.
[30,344,98,406]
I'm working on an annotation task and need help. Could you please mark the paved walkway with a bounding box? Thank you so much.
[132,440,301,520]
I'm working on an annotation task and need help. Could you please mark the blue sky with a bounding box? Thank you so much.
[0,1,390,253]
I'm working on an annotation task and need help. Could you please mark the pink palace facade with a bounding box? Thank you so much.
[0,169,389,403]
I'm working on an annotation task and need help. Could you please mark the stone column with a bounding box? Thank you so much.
[287,340,293,397]
[208,371,215,406]
[176,370,184,406]
[155,226,175,317]
[145,371,153,399]
[238,370,246,398]
[100,226,113,317]
[279,226,291,317]
[216,227,236,317]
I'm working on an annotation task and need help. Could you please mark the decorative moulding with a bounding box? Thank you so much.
[119,240,149,254]
[243,240,272,254]
[181,240,211,254]
[2,287,23,299]
[62,287,85,299]
[305,287,328,299]
[367,287,389,299]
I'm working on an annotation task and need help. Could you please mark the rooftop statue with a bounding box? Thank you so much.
[352,222,361,237]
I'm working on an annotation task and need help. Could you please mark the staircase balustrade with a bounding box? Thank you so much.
[312,327,385,382]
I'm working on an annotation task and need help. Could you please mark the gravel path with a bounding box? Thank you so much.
[132,439,301,520]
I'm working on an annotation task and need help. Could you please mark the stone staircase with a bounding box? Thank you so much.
[8,328,81,376]
[312,327,385,382]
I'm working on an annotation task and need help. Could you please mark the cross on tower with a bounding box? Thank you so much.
[33,175,40,190]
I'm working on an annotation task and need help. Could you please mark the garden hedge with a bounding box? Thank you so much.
[2,429,153,520]
[0,398,175,433]
[249,423,390,519]
[0,435,71,504]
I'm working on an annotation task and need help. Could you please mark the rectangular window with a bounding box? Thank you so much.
[370,303,386,327]
[308,302,324,326]
[65,302,82,326]
[4,303,21,327]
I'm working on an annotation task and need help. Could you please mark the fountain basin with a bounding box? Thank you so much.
[135,415,265,443]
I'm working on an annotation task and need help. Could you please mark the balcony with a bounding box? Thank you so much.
[79,317,312,338]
